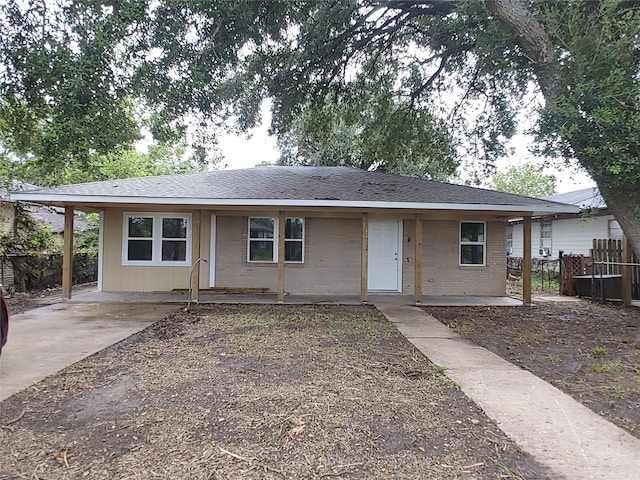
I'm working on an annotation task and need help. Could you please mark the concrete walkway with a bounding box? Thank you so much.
[0,302,177,401]
[376,304,640,480]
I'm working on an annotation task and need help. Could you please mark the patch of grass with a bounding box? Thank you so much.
[220,313,275,328]
[593,361,626,375]
[507,272,559,294]
[517,331,545,343]
[599,385,635,399]
[450,323,473,335]
[230,333,265,350]
[592,346,608,356]
[491,459,526,480]
[428,362,459,390]
[545,354,562,363]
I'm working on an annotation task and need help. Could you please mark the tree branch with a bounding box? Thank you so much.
[483,0,562,100]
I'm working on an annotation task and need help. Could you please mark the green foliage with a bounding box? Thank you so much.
[492,164,556,197]
[74,213,100,253]
[535,1,640,190]
[0,205,59,255]
[2,0,640,251]
[2,144,204,186]
[277,92,458,181]
[0,1,142,163]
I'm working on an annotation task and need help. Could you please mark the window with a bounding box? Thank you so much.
[539,220,552,256]
[608,219,623,240]
[506,225,513,255]
[248,217,304,263]
[248,217,275,261]
[123,213,191,265]
[460,222,485,265]
[285,218,304,262]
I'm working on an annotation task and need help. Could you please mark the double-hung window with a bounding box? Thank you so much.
[460,222,485,265]
[248,217,304,263]
[123,213,191,266]
[539,220,552,256]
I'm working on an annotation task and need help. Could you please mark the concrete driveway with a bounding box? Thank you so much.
[0,302,177,401]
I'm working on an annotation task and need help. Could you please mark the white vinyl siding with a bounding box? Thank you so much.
[510,215,615,258]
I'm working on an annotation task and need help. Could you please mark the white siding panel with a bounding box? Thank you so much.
[509,214,615,259]
[510,223,524,257]
[551,216,611,257]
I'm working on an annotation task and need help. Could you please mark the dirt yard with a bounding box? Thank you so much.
[423,297,640,439]
[0,304,549,480]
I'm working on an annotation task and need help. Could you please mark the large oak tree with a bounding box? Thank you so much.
[1,0,639,253]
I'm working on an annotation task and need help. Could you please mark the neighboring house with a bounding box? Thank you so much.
[10,167,577,302]
[508,186,620,259]
[0,182,27,237]
[1,182,89,289]
[1,182,88,241]
[22,204,88,240]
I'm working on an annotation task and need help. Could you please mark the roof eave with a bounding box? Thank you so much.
[9,193,580,214]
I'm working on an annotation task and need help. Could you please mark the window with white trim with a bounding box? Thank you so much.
[460,222,485,265]
[248,217,304,263]
[506,225,513,255]
[123,213,191,266]
[539,220,552,256]
[608,219,623,240]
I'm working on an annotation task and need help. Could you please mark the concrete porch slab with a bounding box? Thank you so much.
[65,289,524,307]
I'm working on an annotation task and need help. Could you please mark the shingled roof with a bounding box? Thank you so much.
[542,186,605,210]
[10,166,577,214]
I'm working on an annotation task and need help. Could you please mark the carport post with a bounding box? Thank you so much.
[361,212,368,303]
[277,211,285,303]
[414,213,423,304]
[191,210,201,302]
[62,206,74,299]
[522,215,532,305]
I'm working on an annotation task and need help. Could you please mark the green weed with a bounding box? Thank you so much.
[599,385,634,399]
[428,362,459,389]
[593,361,626,375]
[592,346,608,356]
[545,354,562,363]
[450,323,473,335]
[492,460,526,480]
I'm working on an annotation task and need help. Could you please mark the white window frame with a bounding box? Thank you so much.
[122,212,192,266]
[506,224,513,256]
[247,217,305,263]
[539,220,552,256]
[608,219,623,240]
[459,221,486,266]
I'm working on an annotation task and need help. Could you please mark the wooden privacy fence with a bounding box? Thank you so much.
[560,239,640,301]
[0,253,97,292]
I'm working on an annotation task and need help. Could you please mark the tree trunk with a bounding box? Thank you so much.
[601,189,640,257]
[485,0,640,259]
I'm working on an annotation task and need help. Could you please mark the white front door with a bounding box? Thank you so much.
[368,219,402,291]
